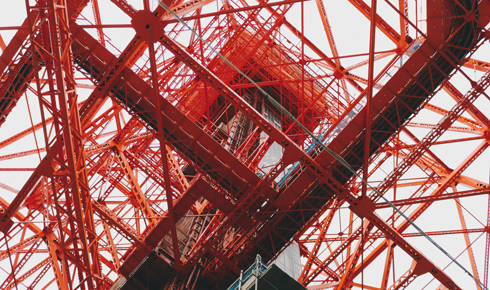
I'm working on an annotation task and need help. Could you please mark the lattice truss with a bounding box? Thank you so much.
[0,0,489,289]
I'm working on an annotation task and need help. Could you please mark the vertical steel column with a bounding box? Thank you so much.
[146,7,182,266]
[485,191,490,288]
[24,0,101,289]
[362,0,377,199]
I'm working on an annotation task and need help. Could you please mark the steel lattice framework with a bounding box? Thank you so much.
[0,0,489,289]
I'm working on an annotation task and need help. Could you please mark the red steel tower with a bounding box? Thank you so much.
[0,0,490,289]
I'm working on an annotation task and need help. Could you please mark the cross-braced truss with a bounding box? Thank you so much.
[0,0,489,289]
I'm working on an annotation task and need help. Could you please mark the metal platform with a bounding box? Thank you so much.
[228,256,307,290]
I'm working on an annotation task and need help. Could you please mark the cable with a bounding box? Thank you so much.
[4,234,19,290]
[157,1,488,289]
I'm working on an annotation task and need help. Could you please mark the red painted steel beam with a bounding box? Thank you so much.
[300,228,488,243]
[393,148,490,190]
[376,188,490,209]
[119,177,208,277]
[371,67,490,201]
[0,0,90,127]
[72,23,262,200]
[204,0,484,283]
[157,30,324,174]
[300,199,340,279]
[92,200,145,246]
[68,6,352,280]
[259,0,365,93]
[362,0,377,199]
[113,146,157,226]
[322,177,461,289]
[30,0,102,287]
[424,103,483,130]
[0,0,486,288]
[268,0,452,215]
[347,0,403,45]
[443,81,490,130]
[0,0,106,236]
[453,189,482,288]
[191,0,482,284]
[162,0,307,23]
[91,0,105,46]
[351,141,490,281]
[0,13,38,76]
[463,58,490,73]
[0,35,6,51]
[380,136,485,152]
